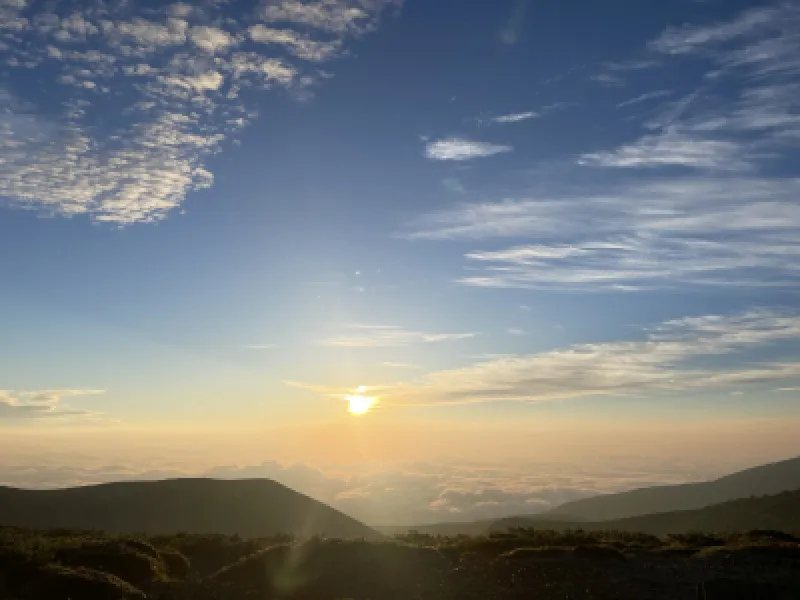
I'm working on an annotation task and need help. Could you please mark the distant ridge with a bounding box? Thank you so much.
[0,478,379,539]
[489,488,800,536]
[544,456,800,522]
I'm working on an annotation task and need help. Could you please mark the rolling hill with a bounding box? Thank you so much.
[489,489,800,536]
[544,455,800,521]
[0,478,379,539]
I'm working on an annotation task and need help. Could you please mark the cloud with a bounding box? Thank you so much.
[589,73,625,87]
[617,90,672,109]
[490,110,539,124]
[604,59,660,71]
[382,362,421,369]
[581,4,800,174]
[188,25,236,54]
[406,177,800,290]
[322,325,476,348]
[258,0,383,34]
[0,390,105,420]
[507,328,526,336]
[404,5,800,291]
[248,24,342,61]
[425,138,513,161]
[578,130,747,169]
[649,6,781,55]
[499,0,529,46]
[375,310,800,407]
[0,0,399,224]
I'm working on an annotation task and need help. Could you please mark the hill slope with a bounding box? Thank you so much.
[0,478,379,539]
[545,456,800,521]
[490,489,800,536]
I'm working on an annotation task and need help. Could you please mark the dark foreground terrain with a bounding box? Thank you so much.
[2,527,800,600]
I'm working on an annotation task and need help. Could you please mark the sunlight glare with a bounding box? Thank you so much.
[345,394,377,415]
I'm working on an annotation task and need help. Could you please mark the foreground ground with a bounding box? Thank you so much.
[2,526,800,599]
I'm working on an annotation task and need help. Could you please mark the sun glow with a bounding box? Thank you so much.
[345,394,377,415]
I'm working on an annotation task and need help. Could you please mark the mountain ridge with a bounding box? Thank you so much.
[0,478,379,540]
[489,488,800,536]
[543,455,800,522]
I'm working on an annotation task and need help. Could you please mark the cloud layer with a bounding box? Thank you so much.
[0,457,729,525]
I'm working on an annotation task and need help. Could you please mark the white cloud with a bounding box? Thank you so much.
[188,25,236,54]
[259,1,375,33]
[617,90,672,109]
[377,311,800,407]
[323,325,476,348]
[491,110,539,124]
[0,0,399,224]
[403,177,800,289]
[0,390,104,420]
[404,5,800,291]
[248,24,341,61]
[585,5,800,174]
[382,362,421,369]
[579,130,746,169]
[425,138,512,161]
[649,6,780,55]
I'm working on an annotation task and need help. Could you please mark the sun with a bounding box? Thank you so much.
[345,394,377,415]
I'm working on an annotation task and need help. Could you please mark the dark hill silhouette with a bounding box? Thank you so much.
[0,478,379,539]
[544,455,800,521]
[489,489,800,536]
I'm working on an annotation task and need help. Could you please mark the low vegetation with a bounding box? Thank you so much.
[2,525,800,599]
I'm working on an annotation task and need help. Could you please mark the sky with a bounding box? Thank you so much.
[1,0,800,525]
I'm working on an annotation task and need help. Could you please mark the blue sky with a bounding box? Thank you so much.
[1,0,800,522]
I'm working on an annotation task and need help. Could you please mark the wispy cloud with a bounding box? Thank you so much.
[244,344,278,350]
[323,325,477,348]
[0,390,105,420]
[382,362,421,369]
[649,6,781,55]
[587,4,800,172]
[589,73,625,87]
[490,110,539,124]
[578,131,747,169]
[0,0,398,223]
[617,90,673,108]
[604,59,660,71]
[402,177,800,289]
[425,138,513,161]
[376,311,800,407]
[404,4,800,291]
